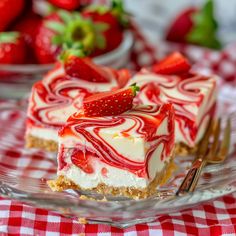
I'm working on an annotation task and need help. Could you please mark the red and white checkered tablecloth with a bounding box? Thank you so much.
[0,194,236,235]
[1,26,236,235]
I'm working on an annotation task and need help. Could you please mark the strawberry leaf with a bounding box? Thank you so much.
[0,32,20,43]
[94,23,109,49]
[96,35,106,49]
[95,22,110,32]
[111,0,130,27]
[46,21,66,34]
[52,35,63,45]
[131,83,140,96]
[48,11,110,58]
[60,42,86,61]
[58,10,73,24]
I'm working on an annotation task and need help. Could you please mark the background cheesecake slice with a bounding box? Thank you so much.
[129,71,217,155]
[25,59,130,152]
[128,53,217,155]
[49,104,175,199]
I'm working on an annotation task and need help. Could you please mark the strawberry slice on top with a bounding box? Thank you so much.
[63,54,131,85]
[152,52,191,75]
[83,84,139,117]
[64,55,110,82]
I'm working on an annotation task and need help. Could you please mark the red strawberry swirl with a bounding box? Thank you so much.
[129,71,217,146]
[27,63,119,128]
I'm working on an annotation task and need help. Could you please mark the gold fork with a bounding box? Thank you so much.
[176,118,231,196]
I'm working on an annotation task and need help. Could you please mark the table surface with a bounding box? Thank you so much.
[1,23,236,236]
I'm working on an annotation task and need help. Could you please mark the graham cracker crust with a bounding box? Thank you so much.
[175,142,198,156]
[48,158,176,200]
[25,134,58,152]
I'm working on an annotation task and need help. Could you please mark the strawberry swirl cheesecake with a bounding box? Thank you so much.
[26,57,131,151]
[49,85,176,199]
[128,52,218,155]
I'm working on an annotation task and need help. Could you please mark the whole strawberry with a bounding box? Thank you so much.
[82,0,129,55]
[0,0,25,31]
[84,11,123,56]
[0,32,26,64]
[166,0,221,49]
[13,12,42,48]
[13,12,42,63]
[35,10,107,64]
[48,0,81,11]
[166,7,197,44]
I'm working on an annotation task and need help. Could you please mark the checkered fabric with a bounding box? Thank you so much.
[0,107,56,181]
[0,194,235,235]
[129,23,157,71]
[1,26,236,235]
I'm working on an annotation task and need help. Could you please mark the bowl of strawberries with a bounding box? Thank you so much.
[0,0,133,99]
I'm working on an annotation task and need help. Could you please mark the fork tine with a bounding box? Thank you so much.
[207,118,221,159]
[196,119,214,159]
[176,117,231,196]
[217,118,231,159]
[176,119,214,195]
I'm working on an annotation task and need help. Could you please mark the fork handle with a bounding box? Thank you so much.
[176,158,207,196]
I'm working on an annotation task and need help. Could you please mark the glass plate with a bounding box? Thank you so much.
[0,84,236,228]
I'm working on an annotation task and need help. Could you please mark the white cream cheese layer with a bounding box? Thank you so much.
[59,144,169,190]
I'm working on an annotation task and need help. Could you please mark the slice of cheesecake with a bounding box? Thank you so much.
[48,85,175,199]
[128,52,217,155]
[25,58,130,152]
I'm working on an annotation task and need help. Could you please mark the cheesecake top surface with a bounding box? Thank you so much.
[27,63,120,128]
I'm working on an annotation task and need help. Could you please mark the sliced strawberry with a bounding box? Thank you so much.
[83,84,139,117]
[64,55,110,82]
[71,148,94,174]
[152,52,191,75]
